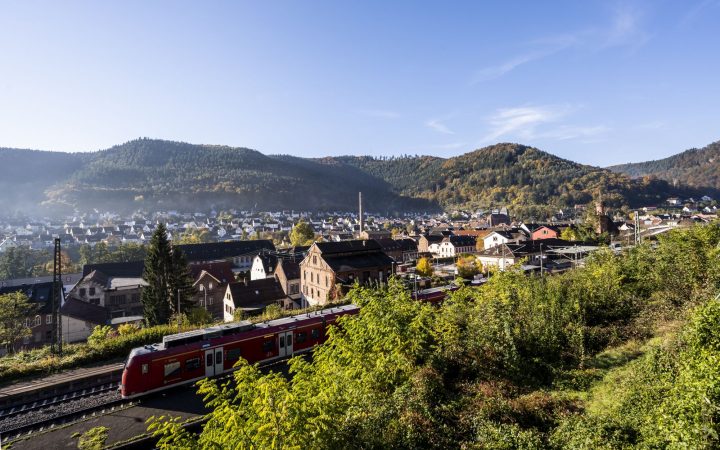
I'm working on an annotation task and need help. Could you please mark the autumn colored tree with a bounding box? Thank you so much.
[289,220,315,246]
[416,257,433,277]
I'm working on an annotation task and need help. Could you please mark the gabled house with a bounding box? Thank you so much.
[418,234,444,255]
[438,235,477,258]
[531,225,561,240]
[483,230,526,249]
[300,240,394,306]
[190,261,236,320]
[70,261,146,319]
[274,259,301,303]
[250,254,278,281]
[222,278,289,321]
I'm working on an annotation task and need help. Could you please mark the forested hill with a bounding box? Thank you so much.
[0,148,86,213]
[327,143,706,216]
[0,139,714,214]
[41,139,435,213]
[609,140,720,190]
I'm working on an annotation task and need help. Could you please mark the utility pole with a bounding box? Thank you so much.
[177,288,181,328]
[540,243,544,276]
[51,238,62,355]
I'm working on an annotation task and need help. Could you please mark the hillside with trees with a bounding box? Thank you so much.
[330,143,708,214]
[609,140,720,190]
[1,138,715,214]
[0,147,85,213]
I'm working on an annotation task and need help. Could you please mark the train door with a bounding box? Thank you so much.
[214,347,224,375]
[205,349,214,377]
[278,331,294,357]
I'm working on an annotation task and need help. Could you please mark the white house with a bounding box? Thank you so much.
[483,230,526,249]
[438,235,477,258]
[250,254,278,280]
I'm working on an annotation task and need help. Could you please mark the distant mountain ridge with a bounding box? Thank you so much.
[608,141,720,190]
[0,138,715,215]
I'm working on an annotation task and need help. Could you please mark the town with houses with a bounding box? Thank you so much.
[0,193,717,353]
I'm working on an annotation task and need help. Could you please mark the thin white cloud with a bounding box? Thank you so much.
[480,105,569,143]
[679,0,720,27]
[470,38,578,84]
[356,109,400,119]
[472,52,549,83]
[471,7,651,84]
[535,125,609,141]
[425,118,455,135]
[479,104,608,144]
[602,5,651,49]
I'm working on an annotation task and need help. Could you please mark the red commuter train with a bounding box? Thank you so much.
[120,304,359,398]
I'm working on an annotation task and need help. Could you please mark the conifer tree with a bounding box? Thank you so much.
[142,223,198,326]
[168,246,196,317]
[141,224,172,326]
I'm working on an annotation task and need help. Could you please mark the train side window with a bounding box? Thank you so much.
[227,348,241,361]
[296,332,307,343]
[311,328,320,339]
[164,361,181,378]
[279,336,285,348]
[262,339,273,352]
[206,353,213,367]
[185,358,201,371]
[141,363,148,374]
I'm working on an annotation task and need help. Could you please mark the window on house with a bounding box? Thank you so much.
[325,276,328,287]
[34,315,41,327]
[208,297,213,305]
[90,298,100,305]
[89,287,96,296]
[313,255,317,265]
[46,314,52,324]
[79,288,86,297]
[209,282,213,290]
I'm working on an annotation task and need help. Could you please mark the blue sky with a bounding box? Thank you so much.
[0,0,718,166]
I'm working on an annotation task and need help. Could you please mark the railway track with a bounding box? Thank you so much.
[0,384,131,443]
[0,382,118,422]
